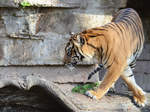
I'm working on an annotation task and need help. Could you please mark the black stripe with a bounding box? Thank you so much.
[125,15,144,52]
[76,47,84,61]
[92,28,108,31]
[103,50,111,66]
[74,49,80,60]
[88,35,97,38]
[100,47,104,61]
[115,23,126,42]
[102,43,108,63]
[87,43,98,50]
[88,34,105,38]
[128,74,134,77]
[88,64,104,80]
[105,61,113,69]
[124,15,143,53]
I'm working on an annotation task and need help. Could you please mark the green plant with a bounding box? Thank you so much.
[72,82,100,94]
[21,1,31,8]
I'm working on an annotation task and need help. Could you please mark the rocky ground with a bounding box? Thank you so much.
[0,82,150,112]
[56,83,150,112]
[0,66,150,112]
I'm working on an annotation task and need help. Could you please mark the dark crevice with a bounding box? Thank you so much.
[0,86,72,112]
[126,0,150,42]
[126,0,150,17]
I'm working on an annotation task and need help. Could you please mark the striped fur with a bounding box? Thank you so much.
[64,8,146,107]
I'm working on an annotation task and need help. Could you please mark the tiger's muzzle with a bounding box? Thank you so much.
[64,61,77,71]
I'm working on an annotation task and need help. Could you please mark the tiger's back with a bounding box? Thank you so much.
[98,8,144,68]
[110,8,144,64]
[64,8,146,107]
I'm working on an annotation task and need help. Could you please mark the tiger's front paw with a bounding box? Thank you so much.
[133,95,147,107]
[85,90,101,100]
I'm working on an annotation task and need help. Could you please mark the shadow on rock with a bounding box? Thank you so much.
[141,105,150,112]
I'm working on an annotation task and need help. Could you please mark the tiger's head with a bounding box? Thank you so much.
[64,32,99,70]
[64,33,85,70]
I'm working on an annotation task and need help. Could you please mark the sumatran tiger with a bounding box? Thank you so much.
[64,8,146,107]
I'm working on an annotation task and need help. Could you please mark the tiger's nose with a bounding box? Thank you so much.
[72,61,77,66]
[63,56,71,65]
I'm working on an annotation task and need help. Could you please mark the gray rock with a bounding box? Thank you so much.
[0,67,149,112]
[0,0,81,8]
[0,66,99,84]
[0,2,120,65]
[0,0,19,8]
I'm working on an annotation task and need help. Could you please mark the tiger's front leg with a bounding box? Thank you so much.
[85,61,126,99]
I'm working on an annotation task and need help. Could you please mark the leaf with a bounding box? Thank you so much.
[21,1,31,8]
[72,82,100,94]
[79,89,86,94]
[72,85,81,93]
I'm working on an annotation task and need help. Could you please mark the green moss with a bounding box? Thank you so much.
[21,1,31,8]
[72,82,100,94]
[12,13,17,17]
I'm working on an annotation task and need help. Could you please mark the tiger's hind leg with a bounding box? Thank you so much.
[121,66,146,107]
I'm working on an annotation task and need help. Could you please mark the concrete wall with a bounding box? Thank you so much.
[0,0,126,65]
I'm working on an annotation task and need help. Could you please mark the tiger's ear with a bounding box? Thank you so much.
[73,35,85,46]
[69,32,75,36]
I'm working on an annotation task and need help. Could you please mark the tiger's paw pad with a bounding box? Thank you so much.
[85,90,98,100]
[133,95,147,107]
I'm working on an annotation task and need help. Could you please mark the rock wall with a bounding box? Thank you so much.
[0,0,126,65]
[126,0,150,42]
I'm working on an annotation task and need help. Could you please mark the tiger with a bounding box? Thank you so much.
[63,8,146,107]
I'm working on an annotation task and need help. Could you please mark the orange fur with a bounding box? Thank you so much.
[64,8,146,107]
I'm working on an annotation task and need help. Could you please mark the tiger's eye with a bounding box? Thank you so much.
[67,51,71,56]
[67,47,72,56]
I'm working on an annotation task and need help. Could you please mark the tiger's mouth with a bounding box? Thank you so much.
[65,62,77,71]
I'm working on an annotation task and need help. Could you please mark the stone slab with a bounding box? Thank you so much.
[0,0,81,8]
[0,66,149,112]
[0,66,99,86]
[0,61,149,91]
[0,0,127,8]
[1,7,149,66]
[0,0,19,8]
[56,83,150,112]
[0,0,128,65]
[0,7,112,65]
[1,8,149,66]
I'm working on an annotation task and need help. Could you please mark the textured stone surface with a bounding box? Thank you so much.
[0,0,127,65]
[0,66,99,85]
[0,0,19,7]
[138,44,150,60]
[0,0,127,8]
[0,0,80,8]
[57,84,150,112]
[142,17,150,42]
[0,64,149,91]
[0,66,149,112]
